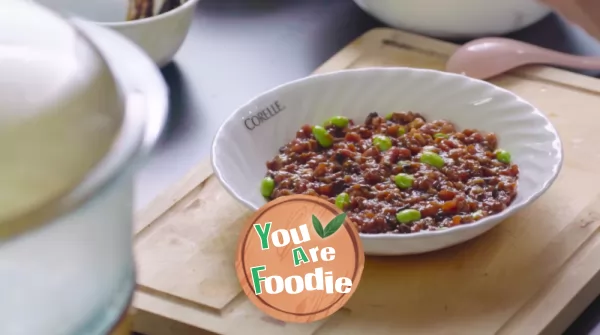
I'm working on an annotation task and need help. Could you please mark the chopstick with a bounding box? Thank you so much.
[127,0,185,21]
[127,0,155,21]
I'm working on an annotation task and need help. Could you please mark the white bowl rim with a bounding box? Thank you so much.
[93,0,200,27]
[211,67,564,240]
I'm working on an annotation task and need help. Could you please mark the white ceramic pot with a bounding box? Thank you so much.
[354,0,552,39]
[0,2,167,334]
[34,0,200,67]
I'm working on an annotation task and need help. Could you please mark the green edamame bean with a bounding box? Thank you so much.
[385,113,393,120]
[420,151,445,169]
[434,133,449,139]
[397,126,406,136]
[327,116,349,128]
[495,149,511,164]
[312,125,333,148]
[260,177,275,198]
[373,135,392,151]
[394,173,414,189]
[396,209,421,224]
[335,192,350,209]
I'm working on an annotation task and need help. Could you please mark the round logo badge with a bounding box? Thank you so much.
[235,194,365,323]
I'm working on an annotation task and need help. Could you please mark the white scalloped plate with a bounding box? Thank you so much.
[211,68,563,256]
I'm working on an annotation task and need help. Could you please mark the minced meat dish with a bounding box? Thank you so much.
[260,112,519,234]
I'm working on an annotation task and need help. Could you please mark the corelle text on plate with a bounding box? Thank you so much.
[242,100,286,131]
[211,68,563,256]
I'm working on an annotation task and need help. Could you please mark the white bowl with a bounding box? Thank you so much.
[353,0,552,39]
[34,0,200,67]
[211,68,562,255]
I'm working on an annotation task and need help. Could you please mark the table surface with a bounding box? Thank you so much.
[134,1,600,334]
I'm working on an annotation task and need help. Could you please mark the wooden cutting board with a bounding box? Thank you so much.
[131,28,600,335]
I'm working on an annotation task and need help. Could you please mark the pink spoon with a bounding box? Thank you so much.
[446,37,600,80]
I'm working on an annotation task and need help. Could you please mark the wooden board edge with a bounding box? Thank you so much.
[134,159,213,234]
[499,231,600,335]
[314,28,396,74]
[542,268,600,335]
[316,27,600,96]
[132,290,225,335]
[132,308,217,335]
[498,193,600,334]
[512,66,600,96]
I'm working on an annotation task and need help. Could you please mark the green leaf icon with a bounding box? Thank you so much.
[323,212,347,238]
[312,215,325,238]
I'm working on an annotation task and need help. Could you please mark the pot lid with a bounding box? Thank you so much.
[0,1,124,229]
